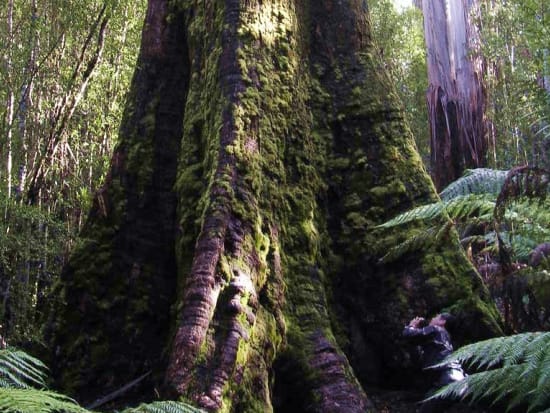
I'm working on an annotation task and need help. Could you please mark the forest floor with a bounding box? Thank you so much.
[369,388,489,413]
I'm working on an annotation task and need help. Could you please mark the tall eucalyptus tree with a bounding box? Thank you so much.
[419,0,488,190]
[48,1,501,411]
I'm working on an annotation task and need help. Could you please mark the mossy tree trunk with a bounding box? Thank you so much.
[49,1,501,412]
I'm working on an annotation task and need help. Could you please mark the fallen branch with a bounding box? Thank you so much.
[86,370,151,410]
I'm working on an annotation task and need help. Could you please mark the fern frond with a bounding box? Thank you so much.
[530,372,550,413]
[432,333,550,412]
[120,400,205,413]
[526,344,550,412]
[443,195,495,221]
[379,226,438,263]
[510,235,540,262]
[0,388,90,413]
[495,166,550,222]
[440,168,508,201]
[0,348,205,413]
[376,203,448,228]
[505,200,550,238]
[377,195,494,229]
[432,333,541,370]
[0,348,48,389]
[427,365,523,404]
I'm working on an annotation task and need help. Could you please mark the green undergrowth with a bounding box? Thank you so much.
[0,347,204,413]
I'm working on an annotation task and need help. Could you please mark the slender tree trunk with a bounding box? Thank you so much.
[5,0,15,200]
[27,4,109,205]
[49,1,501,411]
[420,0,488,190]
[17,0,39,198]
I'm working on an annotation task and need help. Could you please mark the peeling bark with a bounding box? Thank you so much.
[420,0,488,190]
[49,1,501,411]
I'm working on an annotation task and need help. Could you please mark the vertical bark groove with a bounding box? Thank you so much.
[165,0,244,402]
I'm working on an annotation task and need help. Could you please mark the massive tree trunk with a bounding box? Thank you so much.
[48,1,501,412]
[420,0,488,190]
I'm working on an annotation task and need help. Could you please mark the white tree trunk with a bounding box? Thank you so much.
[420,0,487,190]
[5,0,15,199]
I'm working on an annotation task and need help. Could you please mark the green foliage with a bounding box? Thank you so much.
[0,348,205,413]
[478,0,550,169]
[379,167,550,331]
[0,388,90,413]
[0,347,87,413]
[0,0,145,347]
[119,401,204,413]
[430,332,550,412]
[369,0,429,161]
[0,0,145,218]
[378,195,495,229]
[0,348,47,389]
[380,225,446,264]
[0,194,71,345]
[494,166,550,222]
[378,167,550,264]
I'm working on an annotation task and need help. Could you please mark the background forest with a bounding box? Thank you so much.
[1,0,550,411]
[1,0,145,345]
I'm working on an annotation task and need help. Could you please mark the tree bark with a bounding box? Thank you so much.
[48,0,189,403]
[5,0,15,200]
[420,0,488,190]
[49,1,502,412]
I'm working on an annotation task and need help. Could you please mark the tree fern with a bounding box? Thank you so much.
[377,194,494,228]
[494,166,550,222]
[429,332,550,412]
[378,167,550,265]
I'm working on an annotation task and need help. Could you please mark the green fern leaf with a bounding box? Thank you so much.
[432,333,550,412]
[377,195,494,229]
[0,349,205,413]
[444,195,495,221]
[378,226,438,263]
[120,400,205,413]
[376,203,447,228]
[0,388,90,413]
[0,349,48,389]
[440,168,508,201]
